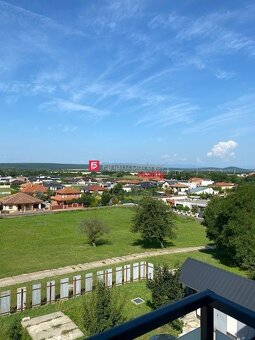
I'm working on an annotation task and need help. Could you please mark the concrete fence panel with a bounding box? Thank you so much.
[17,287,26,311]
[0,291,10,315]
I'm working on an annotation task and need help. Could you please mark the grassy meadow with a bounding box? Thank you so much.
[0,281,179,340]
[1,245,247,340]
[0,207,208,278]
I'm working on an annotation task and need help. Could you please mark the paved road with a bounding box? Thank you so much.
[0,246,208,288]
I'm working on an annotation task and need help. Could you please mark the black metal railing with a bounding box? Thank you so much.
[88,289,255,340]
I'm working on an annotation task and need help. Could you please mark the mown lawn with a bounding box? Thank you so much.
[0,250,247,340]
[0,207,208,278]
[0,281,178,340]
[0,249,246,315]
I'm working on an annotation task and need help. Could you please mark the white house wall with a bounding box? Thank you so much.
[214,310,255,339]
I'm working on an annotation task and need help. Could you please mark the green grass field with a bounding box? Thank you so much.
[0,207,208,278]
[0,249,246,320]
[0,249,247,340]
[0,186,11,197]
[0,281,178,340]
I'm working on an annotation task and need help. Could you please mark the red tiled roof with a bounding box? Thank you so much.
[56,187,80,195]
[214,182,235,187]
[116,179,141,184]
[51,195,79,202]
[188,177,203,183]
[88,185,106,191]
[0,192,42,205]
[21,184,48,194]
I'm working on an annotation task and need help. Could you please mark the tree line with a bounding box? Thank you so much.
[203,184,255,278]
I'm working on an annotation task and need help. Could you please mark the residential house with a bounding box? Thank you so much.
[61,178,80,187]
[101,181,115,190]
[188,177,203,187]
[0,176,12,184]
[189,186,214,195]
[174,198,208,217]
[180,258,255,339]
[20,183,48,196]
[15,176,29,183]
[51,187,81,208]
[139,181,158,190]
[162,180,178,190]
[166,183,190,195]
[214,182,235,190]
[44,182,65,191]
[160,195,188,204]
[116,179,141,185]
[201,178,214,186]
[76,179,87,185]
[9,179,25,186]
[188,178,214,187]
[81,185,106,195]
[122,185,133,193]
[0,192,43,213]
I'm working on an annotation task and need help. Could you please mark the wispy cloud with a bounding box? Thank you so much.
[175,8,255,57]
[184,94,255,135]
[40,99,108,117]
[0,81,56,95]
[0,0,88,38]
[46,124,78,133]
[215,70,235,80]
[1,0,254,165]
[162,153,187,163]
[135,101,199,128]
[61,125,78,133]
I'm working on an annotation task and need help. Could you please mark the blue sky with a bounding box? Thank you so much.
[0,0,255,168]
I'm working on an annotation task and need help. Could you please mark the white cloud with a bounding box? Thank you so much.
[61,125,78,133]
[41,99,108,117]
[207,140,238,159]
[215,70,235,80]
[162,153,187,163]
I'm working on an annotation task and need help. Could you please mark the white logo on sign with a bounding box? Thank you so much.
[91,161,98,170]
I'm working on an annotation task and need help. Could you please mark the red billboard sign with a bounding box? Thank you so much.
[89,160,100,172]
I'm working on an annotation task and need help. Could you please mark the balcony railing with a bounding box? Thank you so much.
[88,289,255,340]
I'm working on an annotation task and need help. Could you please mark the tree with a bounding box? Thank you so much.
[76,194,92,207]
[90,193,101,207]
[112,183,124,195]
[191,205,199,215]
[83,280,125,336]
[35,191,48,201]
[131,197,175,248]
[80,218,109,246]
[203,185,255,276]
[9,318,23,340]
[147,265,184,331]
[101,191,112,206]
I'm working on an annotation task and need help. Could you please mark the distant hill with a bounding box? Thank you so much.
[0,163,88,170]
[0,163,252,172]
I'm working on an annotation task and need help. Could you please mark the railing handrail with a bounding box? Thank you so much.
[88,289,255,340]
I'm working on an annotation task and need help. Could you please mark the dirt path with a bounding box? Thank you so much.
[0,246,208,288]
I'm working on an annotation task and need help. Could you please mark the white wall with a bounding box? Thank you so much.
[201,179,214,186]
